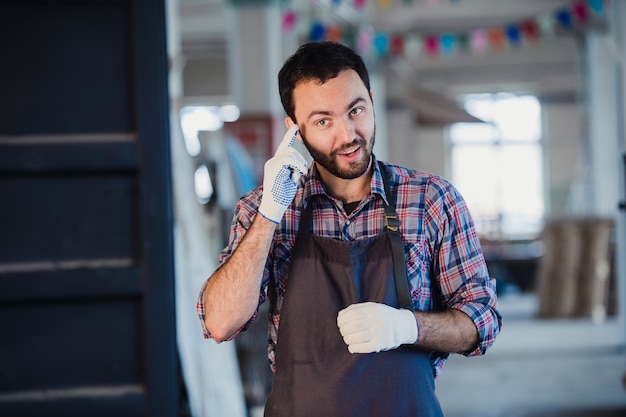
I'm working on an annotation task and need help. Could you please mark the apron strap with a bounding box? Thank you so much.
[378,161,413,309]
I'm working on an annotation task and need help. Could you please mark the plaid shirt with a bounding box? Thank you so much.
[197,157,502,377]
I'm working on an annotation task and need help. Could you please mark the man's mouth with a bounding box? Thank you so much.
[339,145,361,157]
[336,139,366,159]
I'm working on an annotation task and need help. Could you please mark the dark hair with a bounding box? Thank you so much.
[278,41,371,123]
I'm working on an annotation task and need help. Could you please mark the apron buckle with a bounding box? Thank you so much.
[385,214,400,232]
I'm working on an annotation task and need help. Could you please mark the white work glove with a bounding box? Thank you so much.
[258,125,308,223]
[337,302,418,354]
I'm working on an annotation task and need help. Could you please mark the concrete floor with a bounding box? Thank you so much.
[435,294,626,417]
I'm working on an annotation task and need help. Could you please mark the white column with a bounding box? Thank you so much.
[371,71,389,162]
[585,1,626,342]
[227,3,285,116]
[166,1,248,416]
[584,32,621,216]
[607,0,626,349]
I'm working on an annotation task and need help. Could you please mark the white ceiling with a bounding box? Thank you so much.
[177,0,587,122]
[179,0,576,42]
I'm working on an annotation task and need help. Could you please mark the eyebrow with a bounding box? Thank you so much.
[305,97,368,122]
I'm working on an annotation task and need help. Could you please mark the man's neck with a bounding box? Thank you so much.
[316,158,373,204]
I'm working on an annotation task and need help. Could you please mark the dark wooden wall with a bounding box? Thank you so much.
[0,1,179,415]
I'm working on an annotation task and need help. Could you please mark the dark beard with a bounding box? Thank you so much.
[301,127,375,180]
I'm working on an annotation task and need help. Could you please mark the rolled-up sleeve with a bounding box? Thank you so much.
[451,266,501,356]
[196,281,212,339]
[429,178,502,357]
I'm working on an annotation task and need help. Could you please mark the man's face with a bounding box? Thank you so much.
[291,69,376,180]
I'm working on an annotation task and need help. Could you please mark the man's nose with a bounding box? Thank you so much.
[336,119,355,144]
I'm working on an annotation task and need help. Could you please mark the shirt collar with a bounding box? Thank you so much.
[302,155,389,207]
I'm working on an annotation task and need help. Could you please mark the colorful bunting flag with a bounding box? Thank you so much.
[573,1,588,23]
[520,20,539,43]
[357,28,375,56]
[488,27,505,51]
[456,33,469,52]
[425,36,439,57]
[537,14,555,37]
[354,0,367,10]
[506,25,521,47]
[440,33,456,56]
[470,30,488,55]
[301,0,607,60]
[374,33,389,56]
[556,8,573,29]
[390,34,405,56]
[282,10,297,32]
[310,22,325,42]
[588,0,604,14]
[377,0,392,11]
[404,34,423,57]
[326,25,343,42]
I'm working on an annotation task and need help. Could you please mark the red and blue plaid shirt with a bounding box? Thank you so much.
[197,157,502,377]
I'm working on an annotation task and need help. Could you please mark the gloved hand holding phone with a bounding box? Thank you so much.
[258,125,308,224]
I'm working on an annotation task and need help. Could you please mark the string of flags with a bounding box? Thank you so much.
[280,0,608,59]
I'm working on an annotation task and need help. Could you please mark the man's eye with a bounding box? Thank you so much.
[317,119,329,127]
[351,108,363,116]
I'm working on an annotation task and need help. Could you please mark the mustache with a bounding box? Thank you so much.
[332,138,366,156]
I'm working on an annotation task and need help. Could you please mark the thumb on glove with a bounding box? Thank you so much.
[258,126,307,223]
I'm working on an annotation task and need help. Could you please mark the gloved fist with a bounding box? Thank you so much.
[258,125,308,223]
[337,302,418,354]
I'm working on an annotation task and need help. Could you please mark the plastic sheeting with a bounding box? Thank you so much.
[170,110,248,417]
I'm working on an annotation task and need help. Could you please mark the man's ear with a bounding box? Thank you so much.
[285,117,302,142]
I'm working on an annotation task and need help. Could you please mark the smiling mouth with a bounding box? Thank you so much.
[339,145,361,157]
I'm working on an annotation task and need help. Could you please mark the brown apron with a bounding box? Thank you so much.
[264,164,443,417]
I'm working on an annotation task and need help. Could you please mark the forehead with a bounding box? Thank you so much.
[292,70,370,117]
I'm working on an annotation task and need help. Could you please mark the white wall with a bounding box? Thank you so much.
[542,101,585,216]
[386,109,448,177]
[183,58,229,97]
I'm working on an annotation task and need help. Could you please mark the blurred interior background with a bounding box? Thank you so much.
[172,1,626,415]
[1,0,625,416]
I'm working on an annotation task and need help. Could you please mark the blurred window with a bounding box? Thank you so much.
[449,94,544,239]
